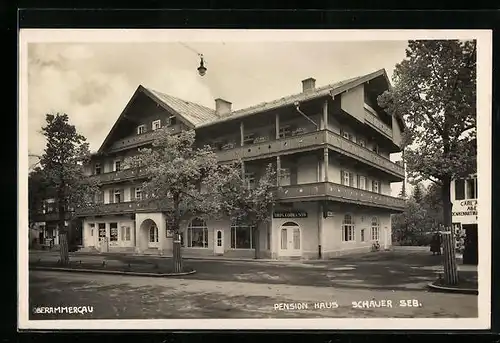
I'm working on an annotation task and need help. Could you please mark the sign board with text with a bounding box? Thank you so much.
[451,199,478,225]
[273,211,308,219]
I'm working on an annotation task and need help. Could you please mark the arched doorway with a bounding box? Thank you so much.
[279,221,301,257]
[139,219,159,250]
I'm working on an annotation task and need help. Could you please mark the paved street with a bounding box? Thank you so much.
[27,250,478,319]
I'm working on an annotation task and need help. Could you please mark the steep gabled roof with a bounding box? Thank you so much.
[146,88,219,126]
[96,68,399,154]
[197,68,392,128]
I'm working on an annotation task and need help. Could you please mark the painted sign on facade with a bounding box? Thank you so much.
[273,210,308,218]
[452,199,478,225]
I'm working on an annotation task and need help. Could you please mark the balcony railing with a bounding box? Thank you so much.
[107,125,183,153]
[363,104,393,139]
[75,200,169,217]
[101,129,403,181]
[325,131,403,178]
[76,181,405,217]
[31,211,72,222]
[277,182,405,211]
[90,167,148,184]
[216,130,325,162]
[216,130,404,179]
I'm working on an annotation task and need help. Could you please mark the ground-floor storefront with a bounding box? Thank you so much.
[81,201,394,260]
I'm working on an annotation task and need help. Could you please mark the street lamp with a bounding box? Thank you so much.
[197,55,207,76]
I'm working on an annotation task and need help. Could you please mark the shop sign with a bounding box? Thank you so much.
[273,210,307,218]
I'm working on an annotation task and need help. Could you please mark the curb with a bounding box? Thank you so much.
[29,265,197,277]
[427,281,478,295]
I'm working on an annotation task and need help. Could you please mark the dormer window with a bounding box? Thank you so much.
[167,115,177,127]
[152,120,161,131]
[137,125,146,135]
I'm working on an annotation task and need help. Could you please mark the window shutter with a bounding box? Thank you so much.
[130,187,135,201]
[356,175,360,189]
[340,170,345,185]
[349,172,354,187]
[109,189,114,203]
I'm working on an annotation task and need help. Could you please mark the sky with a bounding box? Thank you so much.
[27,39,411,195]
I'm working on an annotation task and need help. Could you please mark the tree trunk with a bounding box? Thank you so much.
[441,176,458,284]
[172,193,183,273]
[172,236,183,273]
[442,231,459,285]
[58,201,69,266]
[253,226,261,259]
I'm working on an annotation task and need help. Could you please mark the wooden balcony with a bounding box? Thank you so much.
[75,181,405,217]
[90,167,148,185]
[31,211,72,222]
[75,200,169,217]
[217,130,404,179]
[277,182,405,211]
[363,104,393,139]
[325,131,403,179]
[107,126,183,153]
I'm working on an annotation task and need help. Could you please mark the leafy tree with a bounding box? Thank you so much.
[379,40,476,284]
[125,129,232,273]
[28,166,51,227]
[379,39,476,229]
[411,182,424,204]
[218,162,277,259]
[39,113,98,265]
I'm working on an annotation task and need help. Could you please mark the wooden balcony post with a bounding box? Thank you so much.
[322,99,328,130]
[276,156,281,186]
[240,121,244,146]
[275,113,280,139]
[323,147,329,182]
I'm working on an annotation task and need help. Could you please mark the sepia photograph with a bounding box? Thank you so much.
[18,29,491,330]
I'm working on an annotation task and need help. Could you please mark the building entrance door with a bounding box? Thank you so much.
[463,224,478,265]
[279,222,301,257]
[148,224,159,248]
[214,229,224,255]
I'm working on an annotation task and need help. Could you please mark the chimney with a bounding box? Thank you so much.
[215,98,232,116]
[302,77,316,93]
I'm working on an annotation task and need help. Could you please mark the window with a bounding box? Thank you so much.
[341,129,350,140]
[167,115,177,127]
[358,175,367,190]
[243,133,255,145]
[466,178,477,199]
[152,120,161,131]
[114,160,121,172]
[280,167,291,186]
[110,223,118,242]
[360,229,365,242]
[230,219,254,249]
[371,217,380,241]
[137,125,146,134]
[341,170,354,187]
[186,217,209,248]
[245,171,256,189]
[358,138,366,148]
[121,226,131,241]
[279,126,291,139]
[98,223,106,241]
[95,163,101,175]
[372,180,380,193]
[342,214,355,242]
[372,144,379,154]
[135,187,142,200]
[281,228,287,249]
[114,189,122,203]
[149,224,158,243]
[455,179,465,200]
